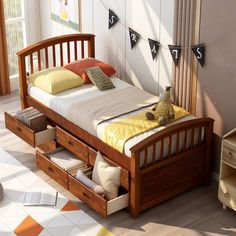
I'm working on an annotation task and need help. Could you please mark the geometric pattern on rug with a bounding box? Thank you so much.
[0,148,114,236]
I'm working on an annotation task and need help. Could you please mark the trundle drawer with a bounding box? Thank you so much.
[5,112,55,147]
[68,174,129,218]
[222,142,236,168]
[88,147,129,191]
[36,149,68,189]
[56,126,88,162]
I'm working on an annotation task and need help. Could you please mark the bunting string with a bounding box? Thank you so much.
[99,0,205,67]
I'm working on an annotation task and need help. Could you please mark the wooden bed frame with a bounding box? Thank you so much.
[17,34,214,217]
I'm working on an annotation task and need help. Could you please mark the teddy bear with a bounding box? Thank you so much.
[146,86,175,125]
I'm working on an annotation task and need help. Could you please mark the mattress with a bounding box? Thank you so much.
[28,77,197,163]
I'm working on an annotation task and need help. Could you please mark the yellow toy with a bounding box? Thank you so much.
[146,86,175,125]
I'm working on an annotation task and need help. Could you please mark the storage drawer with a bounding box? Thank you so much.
[36,149,68,189]
[88,147,129,191]
[68,174,129,218]
[5,112,55,147]
[222,142,236,168]
[56,126,88,162]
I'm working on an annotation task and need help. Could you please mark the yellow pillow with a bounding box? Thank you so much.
[28,67,84,94]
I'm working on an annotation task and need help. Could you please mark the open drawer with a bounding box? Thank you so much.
[5,112,55,147]
[88,147,129,191]
[68,173,129,218]
[36,148,68,189]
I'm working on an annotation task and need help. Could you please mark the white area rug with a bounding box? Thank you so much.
[0,148,114,236]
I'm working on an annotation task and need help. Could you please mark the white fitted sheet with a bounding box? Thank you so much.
[28,77,197,162]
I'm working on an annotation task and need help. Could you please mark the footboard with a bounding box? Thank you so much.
[129,118,214,217]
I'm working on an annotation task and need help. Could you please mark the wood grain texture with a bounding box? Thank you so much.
[68,174,108,218]
[56,126,89,163]
[1,92,235,236]
[36,151,68,189]
[15,34,214,218]
[4,112,36,147]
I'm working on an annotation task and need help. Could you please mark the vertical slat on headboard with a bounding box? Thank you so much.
[37,50,41,71]
[88,38,95,58]
[81,40,84,58]
[74,41,78,60]
[30,53,34,74]
[67,42,71,63]
[60,43,63,66]
[45,47,49,68]
[52,45,56,67]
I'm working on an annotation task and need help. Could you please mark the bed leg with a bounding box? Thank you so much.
[204,120,214,185]
[129,153,140,218]
[130,206,140,218]
[20,100,29,109]
[129,176,140,218]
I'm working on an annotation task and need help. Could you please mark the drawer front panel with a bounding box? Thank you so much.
[36,151,68,189]
[88,148,129,191]
[56,127,88,162]
[222,144,236,167]
[5,112,35,147]
[68,175,107,217]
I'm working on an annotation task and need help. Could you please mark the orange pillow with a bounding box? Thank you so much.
[64,58,116,84]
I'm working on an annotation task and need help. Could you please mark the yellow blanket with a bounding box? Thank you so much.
[102,105,190,153]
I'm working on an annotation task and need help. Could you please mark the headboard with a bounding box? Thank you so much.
[17,34,95,109]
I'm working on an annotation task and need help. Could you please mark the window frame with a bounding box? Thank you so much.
[4,0,30,80]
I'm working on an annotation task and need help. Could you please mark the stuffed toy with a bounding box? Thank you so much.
[146,86,175,125]
[76,170,105,197]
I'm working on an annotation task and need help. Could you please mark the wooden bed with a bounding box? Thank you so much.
[16,34,214,217]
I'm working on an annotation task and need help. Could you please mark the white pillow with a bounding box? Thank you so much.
[92,151,121,200]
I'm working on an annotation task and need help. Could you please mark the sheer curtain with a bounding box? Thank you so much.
[0,0,10,95]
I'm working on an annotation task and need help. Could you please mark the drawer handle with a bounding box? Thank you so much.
[83,192,90,199]
[16,126,22,132]
[48,166,54,172]
[68,141,74,147]
[228,152,232,159]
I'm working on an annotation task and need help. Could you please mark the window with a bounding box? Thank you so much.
[3,0,27,78]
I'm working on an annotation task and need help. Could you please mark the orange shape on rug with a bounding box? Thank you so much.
[61,200,81,211]
[14,215,43,236]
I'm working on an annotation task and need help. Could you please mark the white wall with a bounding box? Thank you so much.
[24,0,41,45]
[39,0,175,96]
[40,0,93,38]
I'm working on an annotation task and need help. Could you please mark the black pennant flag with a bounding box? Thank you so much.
[192,44,205,67]
[148,39,160,60]
[129,28,140,49]
[168,45,181,65]
[109,9,119,29]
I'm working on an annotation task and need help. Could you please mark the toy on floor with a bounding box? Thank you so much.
[146,86,175,125]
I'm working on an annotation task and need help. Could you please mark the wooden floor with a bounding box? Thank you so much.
[1,91,236,236]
